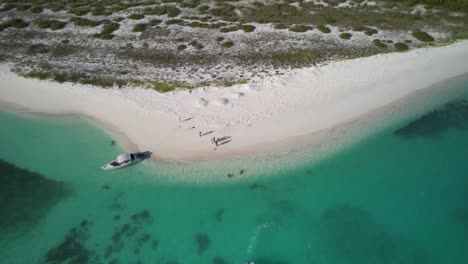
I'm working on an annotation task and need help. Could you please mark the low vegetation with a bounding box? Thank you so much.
[35,19,67,30]
[373,39,387,49]
[394,42,409,51]
[0,18,28,31]
[340,33,352,40]
[412,31,435,42]
[317,25,331,34]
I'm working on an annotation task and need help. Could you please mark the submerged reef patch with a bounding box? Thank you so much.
[395,99,468,138]
[195,233,211,255]
[0,159,71,237]
[43,220,97,264]
[318,204,435,264]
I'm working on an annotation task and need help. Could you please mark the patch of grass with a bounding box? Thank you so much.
[36,19,67,30]
[364,28,378,36]
[0,18,29,31]
[372,39,387,49]
[198,5,209,12]
[71,17,102,27]
[167,6,181,17]
[412,31,434,42]
[210,78,249,87]
[240,24,255,32]
[220,26,239,33]
[274,23,288,29]
[317,25,331,33]
[133,23,148,32]
[16,4,31,11]
[215,36,225,42]
[340,32,352,39]
[30,6,43,14]
[166,19,184,25]
[128,13,145,20]
[51,43,76,57]
[148,19,162,26]
[0,4,14,12]
[69,7,90,16]
[220,40,234,48]
[99,22,120,39]
[394,42,409,52]
[177,44,187,51]
[151,80,193,93]
[289,25,311,32]
[209,3,238,22]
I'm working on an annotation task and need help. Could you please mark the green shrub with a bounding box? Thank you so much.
[220,26,239,33]
[128,13,145,20]
[289,25,311,32]
[412,31,434,42]
[166,19,184,25]
[113,17,125,22]
[198,5,209,12]
[51,4,64,12]
[149,19,162,26]
[71,17,102,27]
[151,80,193,93]
[0,4,14,12]
[365,28,378,36]
[16,4,31,11]
[220,40,234,48]
[52,44,76,57]
[274,23,288,29]
[167,6,181,17]
[372,39,387,49]
[0,18,29,31]
[36,19,66,30]
[340,32,352,39]
[30,6,43,13]
[69,7,90,16]
[102,22,119,35]
[394,42,409,52]
[216,36,225,42]
[240,24,255,32]
[133,23,148,32]
[177,44,187,50]
[317,25,331,33]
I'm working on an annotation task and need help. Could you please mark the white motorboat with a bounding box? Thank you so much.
[100,152,151,170]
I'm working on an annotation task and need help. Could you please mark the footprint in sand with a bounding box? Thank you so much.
[198,98,209,107]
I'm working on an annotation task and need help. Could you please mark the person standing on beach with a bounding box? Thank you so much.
[199,131,202,137]
[215,138,219,146]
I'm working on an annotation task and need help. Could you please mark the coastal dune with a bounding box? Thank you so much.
[1,41,468,162]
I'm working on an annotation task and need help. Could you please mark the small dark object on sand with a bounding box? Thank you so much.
[227,173,234,178]
[111,140,116,146]
[240,169,246,175]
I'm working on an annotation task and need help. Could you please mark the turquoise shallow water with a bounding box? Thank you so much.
[1,80,468,264]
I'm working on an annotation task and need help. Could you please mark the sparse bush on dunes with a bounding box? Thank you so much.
[216,36,224,42]
[71,17,102,27]
[36,19,67,30]
[412,31,434,42]
[99,22,120,39]
[0,18,29,31]
[274,23,288,29]
[128,13,145,20]
[340,32,352,39]
[167,6,181,17]
[149,19,162,26]
[133,23,148,32]
[16,4,31,11]
[394,42,409,52]
[220,26,239,33]
[317,25,331,33]
[177,44,187,51]
[0,4,14,12]
[240,24,255,32]
[198,5,209,12]
[365,28,378,36]
[30,6,43,14]
[289,25,311,33]
[372,39,387,49]
[69,7,90,16]
[220,40,234,48]
[165,19,184,25]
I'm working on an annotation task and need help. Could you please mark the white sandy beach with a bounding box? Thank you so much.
[1,41,468,162]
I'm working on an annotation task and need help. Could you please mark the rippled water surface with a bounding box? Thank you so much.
[1,81,468,264]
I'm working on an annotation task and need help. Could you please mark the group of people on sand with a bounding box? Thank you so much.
[211,136,220,146]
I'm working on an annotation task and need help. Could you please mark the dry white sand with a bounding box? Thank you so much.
[1,41,468,162]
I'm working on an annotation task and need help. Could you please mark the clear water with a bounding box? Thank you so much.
[1,81,468,264]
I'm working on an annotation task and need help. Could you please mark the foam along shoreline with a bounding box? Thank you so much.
[1,41,468,162]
